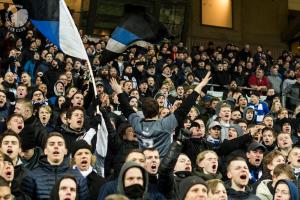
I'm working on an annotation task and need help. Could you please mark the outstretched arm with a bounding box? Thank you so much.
[110,78,135,118]
[174,72,211,123]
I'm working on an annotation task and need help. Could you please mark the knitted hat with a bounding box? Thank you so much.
[3,154,13,166]
[71,140,93,157]
[20,131,36,151]
[178,176,207,200]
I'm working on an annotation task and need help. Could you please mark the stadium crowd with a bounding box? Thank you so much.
[0,19,299,200]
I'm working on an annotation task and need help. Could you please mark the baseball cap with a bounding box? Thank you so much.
[247,142,266,152]
[208,121,222,129]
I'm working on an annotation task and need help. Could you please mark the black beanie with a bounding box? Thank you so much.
[71,140,93,157]
[178,176,207,200]
[3,154,13,166]
[20,131,36,151]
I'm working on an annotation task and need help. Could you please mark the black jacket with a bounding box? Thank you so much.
[86,170,106,200]
[20,116,48,148]
[21,156,89,200]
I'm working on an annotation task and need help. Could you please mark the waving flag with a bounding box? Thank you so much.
[101,4,174,64]
[13,0,87,61]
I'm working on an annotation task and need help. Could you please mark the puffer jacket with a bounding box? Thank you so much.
[21,156,89,200]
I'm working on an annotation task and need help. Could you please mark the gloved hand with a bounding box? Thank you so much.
[89,114,102,130]
[177,128,192,143]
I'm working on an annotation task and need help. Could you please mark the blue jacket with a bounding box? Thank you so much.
[21,156,89,200]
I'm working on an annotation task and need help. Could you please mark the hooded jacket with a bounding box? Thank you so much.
[60,124,85,153]
[192,167,223,181]
[243,107,256,125]
[273,179,299,200]
[117,161,149,200]
[225,181,260,200]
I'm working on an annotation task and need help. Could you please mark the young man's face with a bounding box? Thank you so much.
[219,107,231,122]
[74,148,92,171]
[246,110,254,121]
[68,109,84,130]
[208,126,221,139]
[263,117,273,128]
[190,120,205,138]
[227,160,249,188]
[228,128,238,140]
[16,86,28,99]
[7,116,24,134]
[126,152,145,168]
[39,107,51,125]
[59,178,77,200]
[44,136,67,165]
[198,152,218,175]
[277,134,292,149]
[143,150,160,175]
[238,97,248,107]
[174,154,192,172]
[32,90,44,103]
[0,136,21,162]
[231,111,241,120]
[124,167,144,188]
[71,94,84,107]
[246,149,264,167]
[1,161,14,182]
[0,92,6,107]
[288,148,300,168]
[0,186,12,200]
[262,130,275,146]
[267,155,285,172]
[184,184,208,200]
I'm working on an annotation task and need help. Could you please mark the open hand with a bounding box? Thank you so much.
[110,78,123,94]
[194,71,211,94]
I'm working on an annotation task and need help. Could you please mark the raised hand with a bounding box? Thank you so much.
[110,78,123,94]
[194,71,212,94]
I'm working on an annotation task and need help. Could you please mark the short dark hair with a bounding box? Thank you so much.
[66,106,85,119]
[227,156,246,172]
[43,132,65,150]
[0,130,21,148]
[141,97,159,118]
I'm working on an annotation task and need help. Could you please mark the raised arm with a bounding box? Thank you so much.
[110,78,135,119]
[174,72,211,123]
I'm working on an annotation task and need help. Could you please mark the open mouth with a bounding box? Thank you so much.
[77,120,82,125]
[53,151,60,155]
[212,164,217,170]
[17,125,23,130]
[185,166,191,171]
[42,116,46,121]
[297,159,300,163]
[151,164,157,170]
[240,175,247,180]
[63,198,71,200]
[255,158,261,162]
[7,149,13,154]
[5,171,12,176]
[81,160,88,165]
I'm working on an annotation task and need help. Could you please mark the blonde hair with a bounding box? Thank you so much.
[196,150,218,165]
[206,179,225,194]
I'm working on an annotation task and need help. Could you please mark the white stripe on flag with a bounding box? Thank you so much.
[59,0,88,61]
[106,38,128,54]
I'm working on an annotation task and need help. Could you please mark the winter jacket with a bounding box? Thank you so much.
[21,147,43,170]
[192,167,222,181]
[59,124,85,152]
[21,156,89,200]
[255,179,273,200]
[283,82,300,108]
[20,115,48,148]
[86,170,105,200]
[118,90,200,158]
[227,187,260,200]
